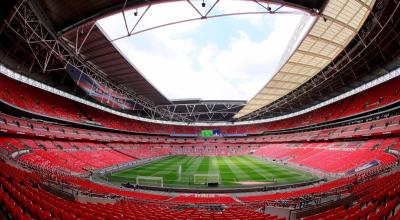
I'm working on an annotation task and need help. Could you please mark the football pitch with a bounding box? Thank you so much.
[106,155,318,188]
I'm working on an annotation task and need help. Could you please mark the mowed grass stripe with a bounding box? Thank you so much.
[229,156,273,182]
[237,156,292,182]
[207,157,220,175]
[196,157,209,174]
[240,156,316,182]
[215,156,237,185]
[221,156,252,184]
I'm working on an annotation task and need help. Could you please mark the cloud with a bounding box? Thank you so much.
[97,2,312,101]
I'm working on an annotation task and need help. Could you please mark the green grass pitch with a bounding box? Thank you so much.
[106,155,318,188]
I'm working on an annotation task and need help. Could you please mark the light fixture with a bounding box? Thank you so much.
[202,0,206,8]
[134,9,138,16]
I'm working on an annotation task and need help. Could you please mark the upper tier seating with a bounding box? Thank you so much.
[0,73,398,134]
[0,75,88,123]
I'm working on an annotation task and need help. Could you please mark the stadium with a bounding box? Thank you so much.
[0,0,399,219]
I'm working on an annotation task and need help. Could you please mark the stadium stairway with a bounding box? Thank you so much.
[107,146,139,160]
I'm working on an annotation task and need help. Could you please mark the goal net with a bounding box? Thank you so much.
[193,174,220,185]
[136,176,163,187]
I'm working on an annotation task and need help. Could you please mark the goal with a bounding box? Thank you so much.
[136,176,163,187]
[193,174,220,185]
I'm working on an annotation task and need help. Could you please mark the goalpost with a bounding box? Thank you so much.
[193,174,220,185]
[136,176,163,187]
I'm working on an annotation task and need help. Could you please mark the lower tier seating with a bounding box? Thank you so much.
[302,171,400,220]
[0,161,282,220]
[253,139,398,174]
[10,138,397,176]
[19,148,135,173]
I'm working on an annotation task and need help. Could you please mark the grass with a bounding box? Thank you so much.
[106,155,318,188]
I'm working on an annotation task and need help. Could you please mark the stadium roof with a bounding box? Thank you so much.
[1,0,398,123]
[235,0,376,118]
[33,0,323,109]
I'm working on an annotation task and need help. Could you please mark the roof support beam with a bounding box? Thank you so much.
[322,15,358,32]
[307,35,345,49]
[263,86,293,91]
[296,50,332,60]
[279,71,310,77]
[287,61,320,70]
[354,0,372,11]
[271,79,301,85]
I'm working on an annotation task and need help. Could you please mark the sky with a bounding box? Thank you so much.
[97,1,313,101]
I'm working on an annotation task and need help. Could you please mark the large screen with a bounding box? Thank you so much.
[201,130,221,137]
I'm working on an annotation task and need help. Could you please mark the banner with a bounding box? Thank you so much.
[346,160,380,174]
[67,64,136,110]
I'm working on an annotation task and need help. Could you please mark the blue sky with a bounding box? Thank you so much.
[97,1,313,101]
